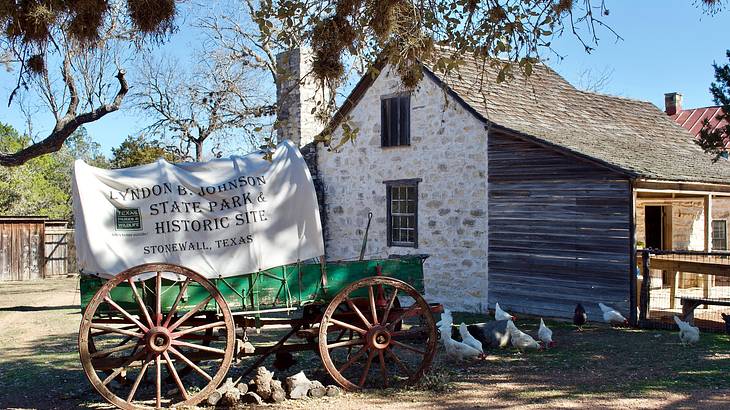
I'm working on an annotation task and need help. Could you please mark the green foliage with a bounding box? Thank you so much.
[110,135,183,169]
[0,124,106,220]
[696,50,730,162]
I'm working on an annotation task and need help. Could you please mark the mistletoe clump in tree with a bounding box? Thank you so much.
[696,50,730,162]
[0,0,176,167]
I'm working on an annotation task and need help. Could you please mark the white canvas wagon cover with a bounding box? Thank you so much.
[72,140,324,279]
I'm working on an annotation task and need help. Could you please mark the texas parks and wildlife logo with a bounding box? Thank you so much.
[115,208,143,231]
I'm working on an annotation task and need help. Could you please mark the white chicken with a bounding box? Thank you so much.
[458,322,484,354]
[439,323,482,361]
[495,303,516,321]
[538,318,555,348]
[673,315,700,345]
[598,303,628,325]
[436,308,453,328]
[506,320,542,351]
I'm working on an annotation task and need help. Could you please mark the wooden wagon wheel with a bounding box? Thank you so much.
[318,276,437,390]
[79,264,235,409]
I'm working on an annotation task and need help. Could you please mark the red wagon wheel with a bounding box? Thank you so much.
[79,264,235,409]
[318,276,437,390]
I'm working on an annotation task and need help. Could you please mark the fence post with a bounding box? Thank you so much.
[640,249,651,322]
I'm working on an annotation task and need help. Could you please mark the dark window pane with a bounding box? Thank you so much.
[400,95,410,145]
[381,95,410,147]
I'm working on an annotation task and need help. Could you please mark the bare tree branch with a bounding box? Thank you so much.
[0,70,128,167]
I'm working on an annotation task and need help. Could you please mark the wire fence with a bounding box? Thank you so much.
[638,248,730,332]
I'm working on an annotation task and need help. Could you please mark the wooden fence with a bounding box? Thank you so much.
[0,217,73,281]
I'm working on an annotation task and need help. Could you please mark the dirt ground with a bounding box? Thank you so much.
[1,278,729,410]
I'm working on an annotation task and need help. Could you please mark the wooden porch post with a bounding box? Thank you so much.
[703,194,713,304]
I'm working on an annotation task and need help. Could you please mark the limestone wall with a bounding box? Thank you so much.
[316,65,489,312]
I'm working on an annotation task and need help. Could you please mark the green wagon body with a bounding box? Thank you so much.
[80,256,428,316]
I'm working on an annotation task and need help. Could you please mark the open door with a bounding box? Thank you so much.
[645,205,673,285]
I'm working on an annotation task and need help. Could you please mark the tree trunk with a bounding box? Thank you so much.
[194,139,204,162]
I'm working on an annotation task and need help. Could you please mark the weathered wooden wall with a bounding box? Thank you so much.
[44,222,71,277]
[488,131,632,319]
[0,218,45,281]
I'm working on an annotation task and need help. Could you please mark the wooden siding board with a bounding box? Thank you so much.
[488,131,632,319]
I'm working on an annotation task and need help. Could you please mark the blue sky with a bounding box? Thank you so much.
[0,1,728,157]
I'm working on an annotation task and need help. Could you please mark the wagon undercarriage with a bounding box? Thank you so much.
[79,258,441,409]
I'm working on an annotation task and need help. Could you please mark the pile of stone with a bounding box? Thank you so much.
[206,366,341,407]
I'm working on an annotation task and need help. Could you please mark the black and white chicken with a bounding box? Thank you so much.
[573,303,587,331]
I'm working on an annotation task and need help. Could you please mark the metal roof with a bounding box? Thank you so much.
[671,106,727,137]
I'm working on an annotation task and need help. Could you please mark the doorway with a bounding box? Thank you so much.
[645,206,666,249]
[645,205,672,285]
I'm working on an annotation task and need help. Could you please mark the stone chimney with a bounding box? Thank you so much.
[276,48,327,147]
[664,92,683,116]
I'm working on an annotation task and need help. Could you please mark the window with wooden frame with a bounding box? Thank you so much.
[712,219,727,250]
[385,179,420,247]
[381,94,410,147]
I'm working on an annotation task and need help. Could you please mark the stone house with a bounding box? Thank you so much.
[276,49,730,321]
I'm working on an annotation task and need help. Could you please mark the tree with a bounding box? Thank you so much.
[110,135,184,169]
[696,50,730,162]
[134,51,274,161]
[0,123,103,219]
[0,0,176,167]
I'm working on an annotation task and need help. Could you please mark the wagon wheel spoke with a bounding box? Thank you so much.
[368,286,378,325]
[381,288,399,326]
[172,321,226,338]
[155,271,162,326]
[90,324,137,338]
[168,295,213,332]
[163,278,190,328]
[168,346,213,381]
[327,337,365,349]
[103,296,149,332]
[126,360,150,403]
[155,354,162,408]
[378,350,388,388]
[358,349,377,388]
[90,324,144,339]
[390,339,426,355]
[328,317,367,335]
[345,297,372,328]
[90,341,140,359]
[385,347,412,378]
[163,351,189,400]
[128,278,154,329]
[172,340,227,355]
[338,345,368,374]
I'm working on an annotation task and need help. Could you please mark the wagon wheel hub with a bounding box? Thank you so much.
[145,326,171,354]
[367,325,391,350]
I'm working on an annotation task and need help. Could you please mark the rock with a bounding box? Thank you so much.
[308,380,326,398]
[467,320,510,348]
[220,386,241,407]
[325,385,341,397]
[241,391,263,405]
[285,371,312,400]
[236,382,249,395]
[251,366,274,400]
[270,380,286,403]
[206,390,222,406]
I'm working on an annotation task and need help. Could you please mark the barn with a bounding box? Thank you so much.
[275,48,730,322]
